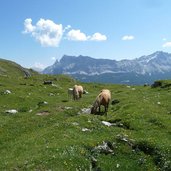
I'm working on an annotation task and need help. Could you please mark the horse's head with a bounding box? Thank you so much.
[91,100,98,114]
[90,106,95,114]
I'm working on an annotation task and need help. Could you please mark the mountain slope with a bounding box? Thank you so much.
[0,74,171,170]
[43,51,171,84]
[0,58,38,77]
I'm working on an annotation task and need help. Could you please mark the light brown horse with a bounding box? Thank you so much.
[73,85,84,100]
[91,89,111,114]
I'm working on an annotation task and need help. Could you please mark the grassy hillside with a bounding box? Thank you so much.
[0,74,171,170]
[0,58,38,78]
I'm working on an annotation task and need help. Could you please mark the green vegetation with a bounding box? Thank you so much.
[0,58,38,78]
[0,60,171,170]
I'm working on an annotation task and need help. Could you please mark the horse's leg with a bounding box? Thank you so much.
[104,104,108,116]
[73,93,76,100]
[106,104,109,112]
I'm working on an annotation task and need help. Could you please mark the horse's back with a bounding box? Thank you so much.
[99,91,111,105]
[77,85,83,92]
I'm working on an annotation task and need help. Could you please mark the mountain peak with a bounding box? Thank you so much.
[150,51,169,57]
[43,51,171,84]
[138,51,171,63]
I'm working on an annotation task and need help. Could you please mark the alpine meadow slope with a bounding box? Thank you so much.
[43,51,171,85]
[0,58,38,78]
[0,59,171,170]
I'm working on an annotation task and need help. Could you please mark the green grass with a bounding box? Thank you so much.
[0,58,38,78]
[0,74,171,170]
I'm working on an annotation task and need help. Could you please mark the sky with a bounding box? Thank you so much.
[1,0,171,69]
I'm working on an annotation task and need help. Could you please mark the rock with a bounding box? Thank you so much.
[4,90,11,94]
[78,108,91,114]
[82,128,91,132]
[151,81,162,88]
[81,108,91,114]
[72,122,79,126]
[43,80,52,85]
[37,101,48,107]
[116,164,120,168]
[49,93,55,96]
[5,109,18,114]
[111,99,120,105]
[116,134,135,147]
[36,111,50,116]
[151,80,171,88]
[102,121,113,127]
[83,90,89,94]
[52,84,62,89]
[92,141,115,154]
[64,106,72,110]
[144,83,149,87]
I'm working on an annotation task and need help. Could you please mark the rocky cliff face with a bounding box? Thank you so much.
[43,51,171,84]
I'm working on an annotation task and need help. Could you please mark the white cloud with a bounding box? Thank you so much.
[67,29,107,41]
[23,18,35,33]
[23,18,107,45]
[64,25,71,32]
[122,35,135,40]
[162,41,171,48]
[33,62,46,69]
[51,57,56,60]
[23,18,64,47]
[90,32,107,41]
[67,29,88,41]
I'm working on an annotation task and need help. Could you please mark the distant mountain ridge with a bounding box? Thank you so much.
[43,51,171,85]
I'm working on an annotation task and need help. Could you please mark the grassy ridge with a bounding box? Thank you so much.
[0,58,38,78]
[0,74,171,170]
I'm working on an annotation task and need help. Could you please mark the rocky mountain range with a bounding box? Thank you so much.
[43,51,171,85]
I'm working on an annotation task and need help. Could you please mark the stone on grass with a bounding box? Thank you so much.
[93,141,115,154]
[102,121,113,127]
[4,90,11,94]
[36,111,50,116]
[78,108,91,114]
[64,106,73,110]
[5,109,18,114]
[111,99,120,105]
[82,128,91,132]
[72,122,79,126]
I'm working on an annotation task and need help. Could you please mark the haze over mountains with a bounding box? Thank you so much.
[43,51,171,85]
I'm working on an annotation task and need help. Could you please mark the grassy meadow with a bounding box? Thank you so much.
[0,71,171,170]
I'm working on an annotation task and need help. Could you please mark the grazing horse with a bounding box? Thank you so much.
[73,85,84,100]
[91,89,111,115]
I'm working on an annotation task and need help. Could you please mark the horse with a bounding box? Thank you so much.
[73,85,84,100]
[91,89,111,115]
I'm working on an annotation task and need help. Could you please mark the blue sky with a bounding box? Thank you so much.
[1,0,171,69]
